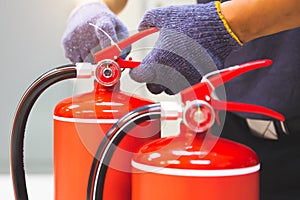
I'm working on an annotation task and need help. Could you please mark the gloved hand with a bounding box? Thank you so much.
[62,2,129,63]
[196,0,214,3]
[197,0,230,4]
[130,1,242,95]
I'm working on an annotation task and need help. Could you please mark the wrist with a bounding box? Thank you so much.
[102,0,128,14]
[74,0,103,11]
[219,0,257,43]
[68,1,106,21]
[67,1,111,25]
[216,1,243,45]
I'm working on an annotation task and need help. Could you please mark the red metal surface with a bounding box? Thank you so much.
[132,125,259,200]
[132,170,259,200]
[133,125,259,170]
[54,82,160,200]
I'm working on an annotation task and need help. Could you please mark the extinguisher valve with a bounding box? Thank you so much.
[183,100,215,133]
[75,60,122,87]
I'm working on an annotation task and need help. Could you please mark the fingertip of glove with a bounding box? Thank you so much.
[146,83,165,95]
[164,88,176,95]
[138,9,159,31]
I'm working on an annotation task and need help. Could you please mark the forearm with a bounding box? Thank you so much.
[75,0,128,14]
[221,0,300,43]
[103,0,128,14]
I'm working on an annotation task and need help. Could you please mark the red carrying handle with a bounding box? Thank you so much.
[181,59,285,121]
[212,100,284,121]
[94,28,159,65]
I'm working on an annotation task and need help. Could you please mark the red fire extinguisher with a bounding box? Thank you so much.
[131,60,285,200]
[10,28,160,200]
[86,60,285,200]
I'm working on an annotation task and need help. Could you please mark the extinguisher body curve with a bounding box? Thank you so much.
[54,82,160,200]
[132,125,260,200]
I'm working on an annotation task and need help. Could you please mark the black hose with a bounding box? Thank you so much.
[10,64,77,200]
[87,104,161,200]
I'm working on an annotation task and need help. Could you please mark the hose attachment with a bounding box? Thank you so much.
[11,64,77,200]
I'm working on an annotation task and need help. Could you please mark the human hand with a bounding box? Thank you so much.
[62,2,129,63]
[197,0,230,4]
[196,0,214,3]
[130,1,241,95]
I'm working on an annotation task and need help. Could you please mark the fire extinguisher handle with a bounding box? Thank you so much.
[180,59,285,122]
[212,100,285,122]
[181,59,273,102]
[94,27,159,64]
[115,58,141,68]
[207,59,272,88]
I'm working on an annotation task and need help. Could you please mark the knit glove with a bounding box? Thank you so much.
[130,1,242,95]
[197,0,230,3]
[62,2,129,63]
[197,0,214,3]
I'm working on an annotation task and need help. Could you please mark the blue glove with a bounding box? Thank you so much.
[130,1,242,95]
[62,2,129,63]
[196,0,214,3]
[197,1,230,4]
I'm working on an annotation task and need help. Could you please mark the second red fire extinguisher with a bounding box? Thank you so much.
[87,60,284,200]
[131,60,284,200]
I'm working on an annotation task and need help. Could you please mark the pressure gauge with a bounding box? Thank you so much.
[95,59,121,86]
[183,100,215,133]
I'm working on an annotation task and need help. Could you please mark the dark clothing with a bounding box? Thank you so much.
[197,1,300,199]
[224,28,300,121]
[221,28,300,200]
[219,112,300,200]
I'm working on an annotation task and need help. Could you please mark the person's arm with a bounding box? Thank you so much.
[75,0,128,14]
[221,0,300,43]
[130,0,300,95]
[103,0,128,14]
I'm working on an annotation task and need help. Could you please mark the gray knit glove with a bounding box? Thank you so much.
[130,1,241,95]
[62,2,129,63]
[197,0,214,3]
[197,1,230,4]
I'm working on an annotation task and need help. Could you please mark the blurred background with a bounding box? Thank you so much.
[0,0,194,199]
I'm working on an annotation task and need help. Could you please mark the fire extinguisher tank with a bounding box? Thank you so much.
[54,82,160,200]
[130,60,284,200]
[132,125,260,200]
